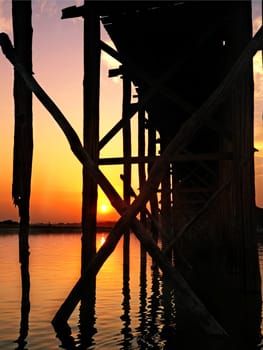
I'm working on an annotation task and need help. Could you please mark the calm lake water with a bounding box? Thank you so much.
[0,232,263,349]
[0,232,170,350]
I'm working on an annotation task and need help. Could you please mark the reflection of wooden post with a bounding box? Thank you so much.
[12,1,32,344]
[81,2,100,304]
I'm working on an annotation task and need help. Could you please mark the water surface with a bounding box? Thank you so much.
[0,232,262,349]
[0,233,169,349]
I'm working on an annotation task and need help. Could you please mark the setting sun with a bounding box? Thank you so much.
[100,204,108,213]
[97,191,120,222]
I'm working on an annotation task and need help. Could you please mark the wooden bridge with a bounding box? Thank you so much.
[0,1,262,349]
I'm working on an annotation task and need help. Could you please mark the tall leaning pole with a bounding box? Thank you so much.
[12,0,33,344]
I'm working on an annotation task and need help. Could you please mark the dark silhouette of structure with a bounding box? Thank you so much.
[0,1,262,349]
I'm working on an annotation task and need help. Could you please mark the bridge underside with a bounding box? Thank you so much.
[100,2,262,348]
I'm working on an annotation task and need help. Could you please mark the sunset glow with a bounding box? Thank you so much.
[99,234,106,247]
[1,1,263,223]
[100,204,108,214]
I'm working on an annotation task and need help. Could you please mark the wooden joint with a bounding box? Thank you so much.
[61,6,84,19]
[108,66,123,77]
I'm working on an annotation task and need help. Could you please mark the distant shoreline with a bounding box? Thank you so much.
[0,221,114,234]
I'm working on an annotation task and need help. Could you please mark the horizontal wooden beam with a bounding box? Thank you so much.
[61,3,171,19]
[108,66,123,77]
[98,152,233,165]
[61,5,84,19]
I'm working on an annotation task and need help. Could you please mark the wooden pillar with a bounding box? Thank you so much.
[138,91,147,273]
[208,4,261,344]
[122,73,131,275]
[12,0,33,344]
[147,119,160,243]
[120,73,132,344]
[171,162,178,265]
[160,141,172,261]
[81,2,100,311]
[218,1,260,285]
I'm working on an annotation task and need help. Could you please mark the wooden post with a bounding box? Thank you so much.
[147,120,160,243]
[12,1,32,344]
[138,91,147,274]
[122,73,131,276]
[160,150,172,261]
[80,2,100,317]
[216,5,261,342]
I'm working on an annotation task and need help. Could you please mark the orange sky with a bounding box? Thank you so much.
[1,1,263,223]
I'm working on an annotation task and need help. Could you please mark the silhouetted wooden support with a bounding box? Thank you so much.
[138,96,147,272]
[80,2,100,323]
[122,73,131,273]
[160,155,172,260]
[205,8,262,344]
[0,35,228,337]
[98,40,193,150]
[3,22,263,337]
[171,162,178,263]
[81,2,100,278]
[147,116,159,243]
[98,153,232,165]
[12,1,32,343]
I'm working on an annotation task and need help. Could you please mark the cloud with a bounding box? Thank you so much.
[253,52,263,100]
[0,1,12,35]
[40,0,58,16]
